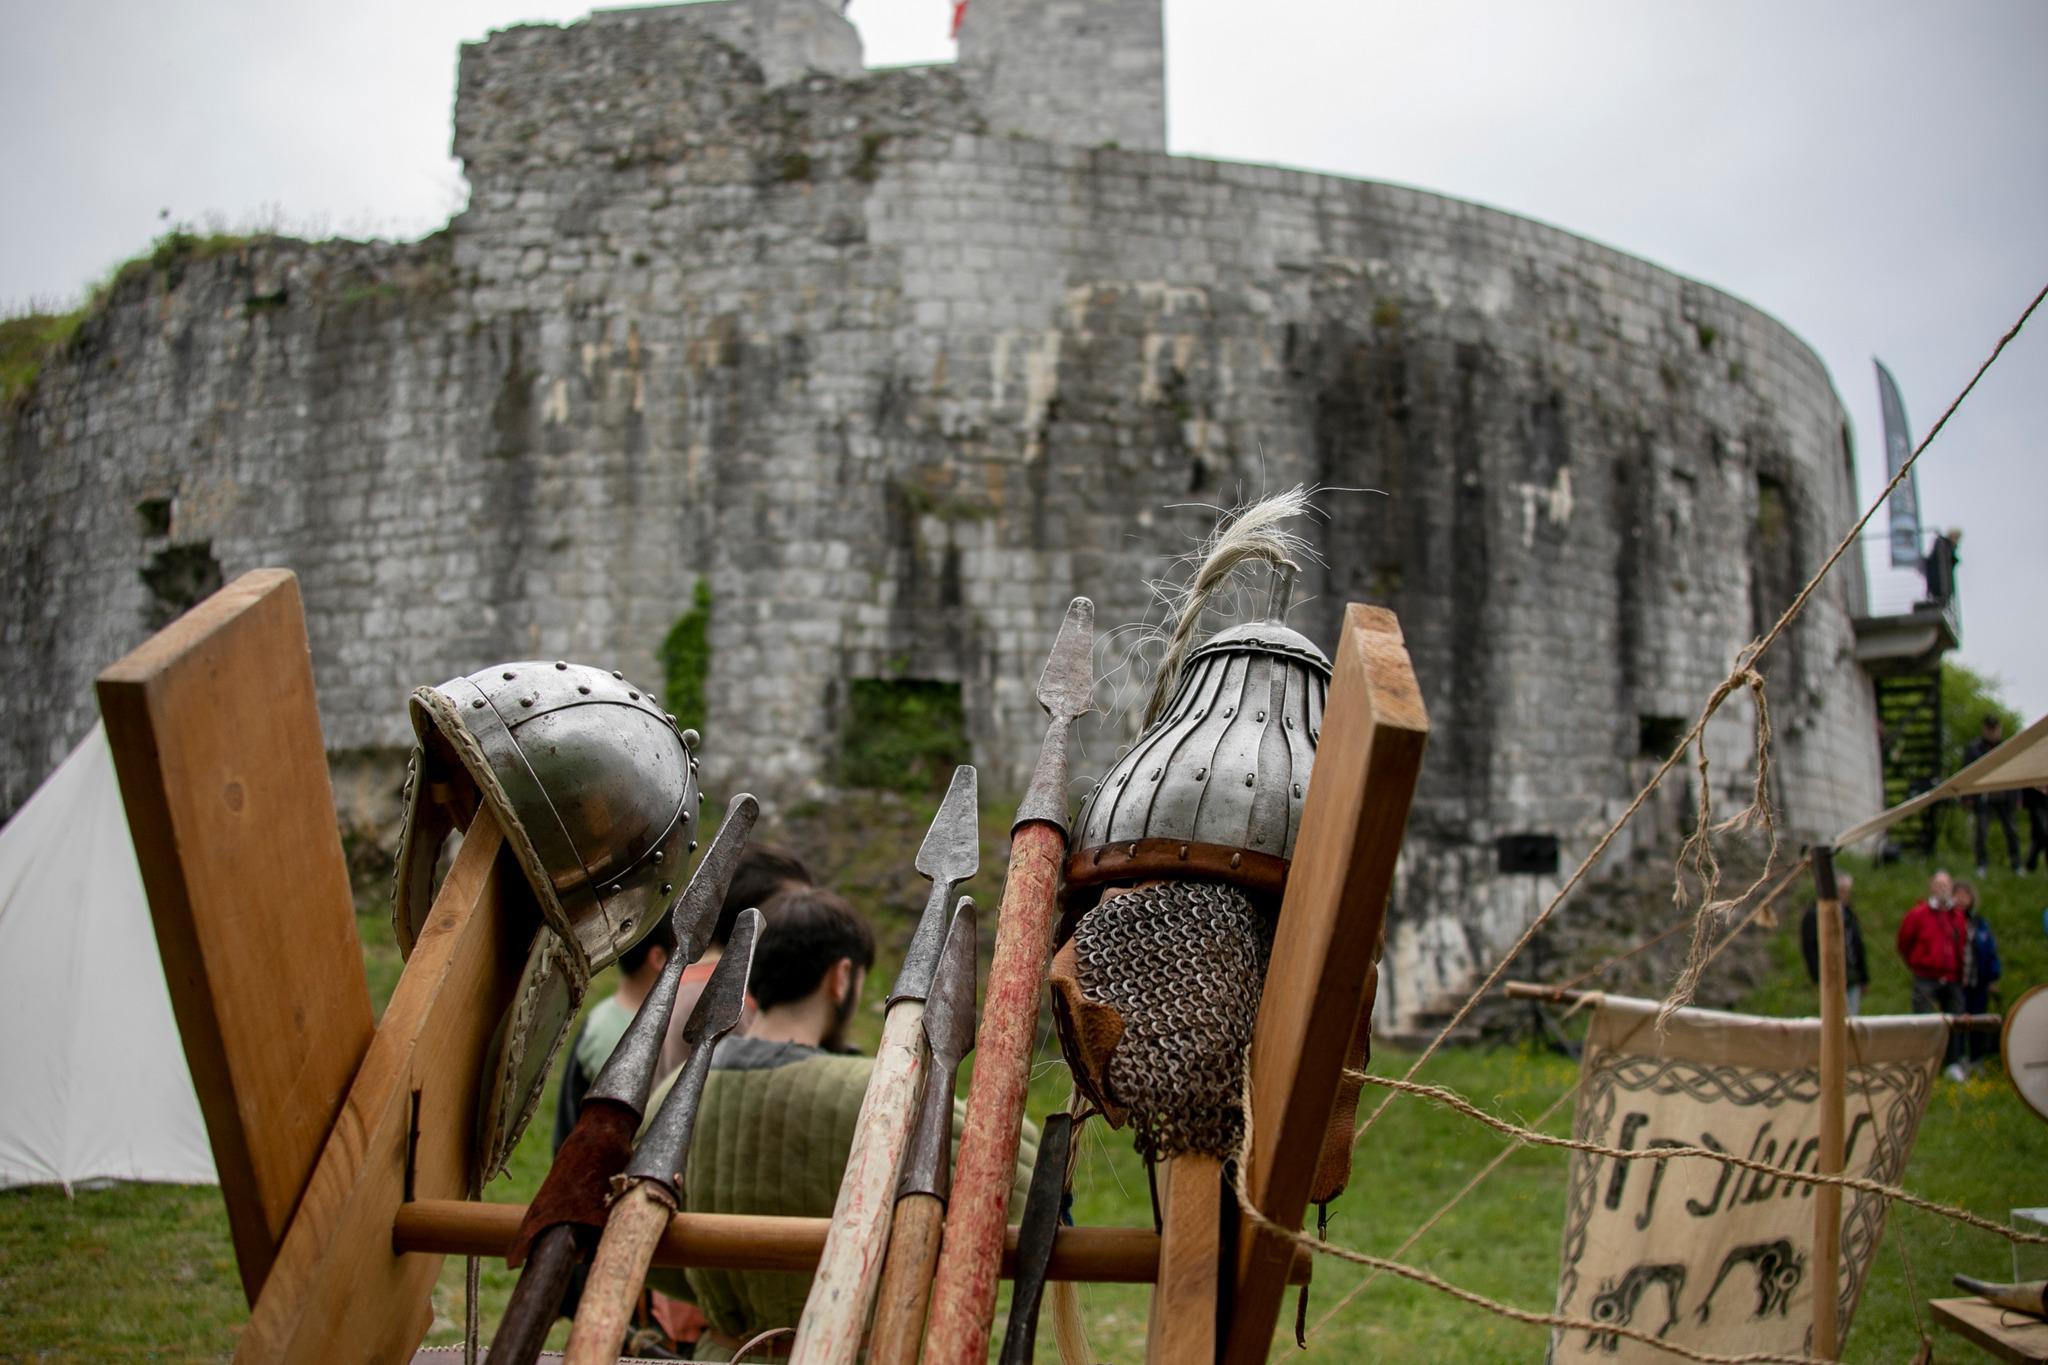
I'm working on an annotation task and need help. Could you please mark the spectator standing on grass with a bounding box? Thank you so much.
[1964,715,2023,878]
[2023,784,2048,873]
[1957,881,2002,1068]
[1898,869,1969,1079]
[1799,872,1868,1015]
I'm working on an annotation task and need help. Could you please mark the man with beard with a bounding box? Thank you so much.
[643,886,1037,1353]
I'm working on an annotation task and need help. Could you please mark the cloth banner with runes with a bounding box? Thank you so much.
[1548,995,1946,1362]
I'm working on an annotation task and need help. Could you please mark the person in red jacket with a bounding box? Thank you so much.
[1897,868,1969,1077]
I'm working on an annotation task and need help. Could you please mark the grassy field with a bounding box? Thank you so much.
[2,813,2043,1362]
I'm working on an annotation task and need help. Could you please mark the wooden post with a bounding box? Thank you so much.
[97,569,375,1305]
[1222,605,1428,1365]
[1811,844,1846,1359]
[1147,1153,1223,1363]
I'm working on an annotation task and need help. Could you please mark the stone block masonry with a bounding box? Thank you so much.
[0,0,1878,1030]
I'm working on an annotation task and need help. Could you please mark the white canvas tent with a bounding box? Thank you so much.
[1837,711,2048,847]
[0,722,215,1188]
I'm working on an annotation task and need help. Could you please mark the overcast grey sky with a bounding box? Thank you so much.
[4,1,2042,718]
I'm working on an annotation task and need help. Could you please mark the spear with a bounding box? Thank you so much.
[866,901,979,1364]
[790,765,981,1364]
[996,1112,1076,1365]
[563,906,762,1365]
[923,597,1094,1365]
[488,793,758,1365]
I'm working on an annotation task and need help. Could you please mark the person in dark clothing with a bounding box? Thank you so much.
[2023,785,2048,873]
[1798,872,1868,1014]
[1956,881,2002,1067]
[1964,716,2023,877]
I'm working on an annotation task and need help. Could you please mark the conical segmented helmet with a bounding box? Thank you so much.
[1065,620,1331,912]
[392,659,701,1177]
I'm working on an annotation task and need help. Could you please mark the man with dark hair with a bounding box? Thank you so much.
[655,845,814,1076]
[1799,872,1868,1015]
[646,887,1036,1353]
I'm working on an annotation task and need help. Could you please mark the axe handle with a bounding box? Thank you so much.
[563,1182,673,1365]
[922,821,1066,1365]
[792,1002,929,1364]
[867,1193,946,1364]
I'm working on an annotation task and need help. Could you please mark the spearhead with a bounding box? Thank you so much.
[585,793,758,1113]
[1012,598,1095,835]
[889,764,980,1007]
[622,907,762,1195]
[898,899,979,1203]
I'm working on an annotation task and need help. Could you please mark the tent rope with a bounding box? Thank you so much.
[1352,277,2048,1149]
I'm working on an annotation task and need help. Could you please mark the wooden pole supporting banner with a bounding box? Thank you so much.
[1810,844,1847,1360]
[97,568,376,1306]
[1223,605,1429,1365]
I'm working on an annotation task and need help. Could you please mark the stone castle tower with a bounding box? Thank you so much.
[0,0,1879,1028]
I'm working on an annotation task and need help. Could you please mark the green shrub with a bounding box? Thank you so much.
[659,578,712,734]
[836,678,969,795]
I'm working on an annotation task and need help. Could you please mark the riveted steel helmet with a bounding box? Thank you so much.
[1065,619,1330,916]
[392,659,702,1177]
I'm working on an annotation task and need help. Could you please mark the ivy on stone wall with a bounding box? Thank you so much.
[660,578,712,735]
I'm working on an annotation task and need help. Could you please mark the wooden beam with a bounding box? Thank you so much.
[235,819,531,1364]
[390,1200,1315,1286]
[1147,1153,1223,1363]
[96,568,375,1305]
[1222,604,1428,1364]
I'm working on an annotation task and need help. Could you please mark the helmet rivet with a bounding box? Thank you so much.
[472,699,485,709]
[689,840,699,853]
[682,810,691,823]
[1128,843,1138,857]
[1256,710,1267,723]
[1223,707,1235,717]
[620,917,633,934]
[612,670,624,680]
[629,691,640,700]
[1285,716,1294,729]
[609,883,623,895]
[577,685,591,695]
[555,661,567,669]
[660,883,672,895]
[1178,845,1189,859]
[1194,767,1207,781]
[1244,772,1255,787]
[681,728,701,748]
[652,850,664,864]
[520,696,535,707]
[1148,768,1161,781]
[1231,852,1243,869]
[1293,783,1303,797]
[502,670,515,680]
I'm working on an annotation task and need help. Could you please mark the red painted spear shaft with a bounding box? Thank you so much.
[922,598,1092,1365]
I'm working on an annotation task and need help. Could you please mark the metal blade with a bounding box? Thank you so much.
[675,792,763,963]
[924,898,979,1071]
[1013,597,1096,833]
[1035,597,1095,723]
[897,899,979,1204]
[623,907,762,1193]
[584,792,758,1111]
[890,765,979,1006]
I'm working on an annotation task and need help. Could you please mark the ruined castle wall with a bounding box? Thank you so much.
[955,0,1166,152]
[0,6,1878,1028]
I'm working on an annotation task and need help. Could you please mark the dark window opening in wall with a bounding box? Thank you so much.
[1755,472,1790,541]
[836,678,969,796]
[135,495,173,537]
[1496,832,1560,875]
[140,541,223,629]
[1638,714,1686,758]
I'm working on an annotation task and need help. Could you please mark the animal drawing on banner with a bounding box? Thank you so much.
[1696,1238,1805,1324]
[1584,1262,1687,1352]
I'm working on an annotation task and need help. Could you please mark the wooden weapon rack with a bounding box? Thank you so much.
[99,569,1426,1364]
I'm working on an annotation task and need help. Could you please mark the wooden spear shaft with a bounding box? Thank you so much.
[923,821,1065,1363]
[1811,844,1846,1359]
